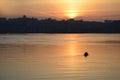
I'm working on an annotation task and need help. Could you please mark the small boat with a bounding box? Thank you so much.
[84,52,89,57]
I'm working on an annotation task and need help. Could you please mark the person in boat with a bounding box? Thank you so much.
[84,52,89,57]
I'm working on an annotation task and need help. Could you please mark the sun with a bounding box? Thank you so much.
[68,13,76,18]
[66,10,78,18]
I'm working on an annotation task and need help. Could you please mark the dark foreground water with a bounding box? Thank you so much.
[0,34,120,80]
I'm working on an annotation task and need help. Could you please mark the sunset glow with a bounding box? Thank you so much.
[0,0,120,20]
[65,10,78,18]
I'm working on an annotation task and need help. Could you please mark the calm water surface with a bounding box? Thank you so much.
[0,34,120,80]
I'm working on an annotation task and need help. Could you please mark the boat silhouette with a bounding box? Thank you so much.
[84,52,89,57]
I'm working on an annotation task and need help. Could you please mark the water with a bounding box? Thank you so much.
[0,34,120,80]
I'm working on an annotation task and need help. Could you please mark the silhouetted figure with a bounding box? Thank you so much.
[84,52,89,57]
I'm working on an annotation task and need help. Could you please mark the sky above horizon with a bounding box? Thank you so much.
[0,0,120,20]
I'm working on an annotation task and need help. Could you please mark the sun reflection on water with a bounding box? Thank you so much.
[65,34,79,56]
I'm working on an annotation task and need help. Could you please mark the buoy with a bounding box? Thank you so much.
[84,52,89,57]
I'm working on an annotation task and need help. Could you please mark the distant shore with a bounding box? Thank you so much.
[0,16,120,33]
[0,32,120,34]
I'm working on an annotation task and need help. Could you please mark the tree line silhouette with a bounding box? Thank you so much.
[0,15,120,33]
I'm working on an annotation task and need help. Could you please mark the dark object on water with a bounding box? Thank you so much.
[84,52,89,57]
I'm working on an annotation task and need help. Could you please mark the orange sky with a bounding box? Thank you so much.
[0,0,120,20]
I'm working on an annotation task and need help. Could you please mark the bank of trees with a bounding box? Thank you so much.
[0,16,120,33]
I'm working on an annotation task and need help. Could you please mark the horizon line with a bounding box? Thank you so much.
[0,15,120,22]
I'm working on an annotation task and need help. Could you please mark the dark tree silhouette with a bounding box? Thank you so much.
[0,16,120,33]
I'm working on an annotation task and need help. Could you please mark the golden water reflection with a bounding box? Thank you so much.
[61,34,86,56]
[0,34,120,80]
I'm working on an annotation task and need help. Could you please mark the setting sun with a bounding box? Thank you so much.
[66,10,78,18]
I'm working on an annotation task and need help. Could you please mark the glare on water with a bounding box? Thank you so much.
[0,34,120,80]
